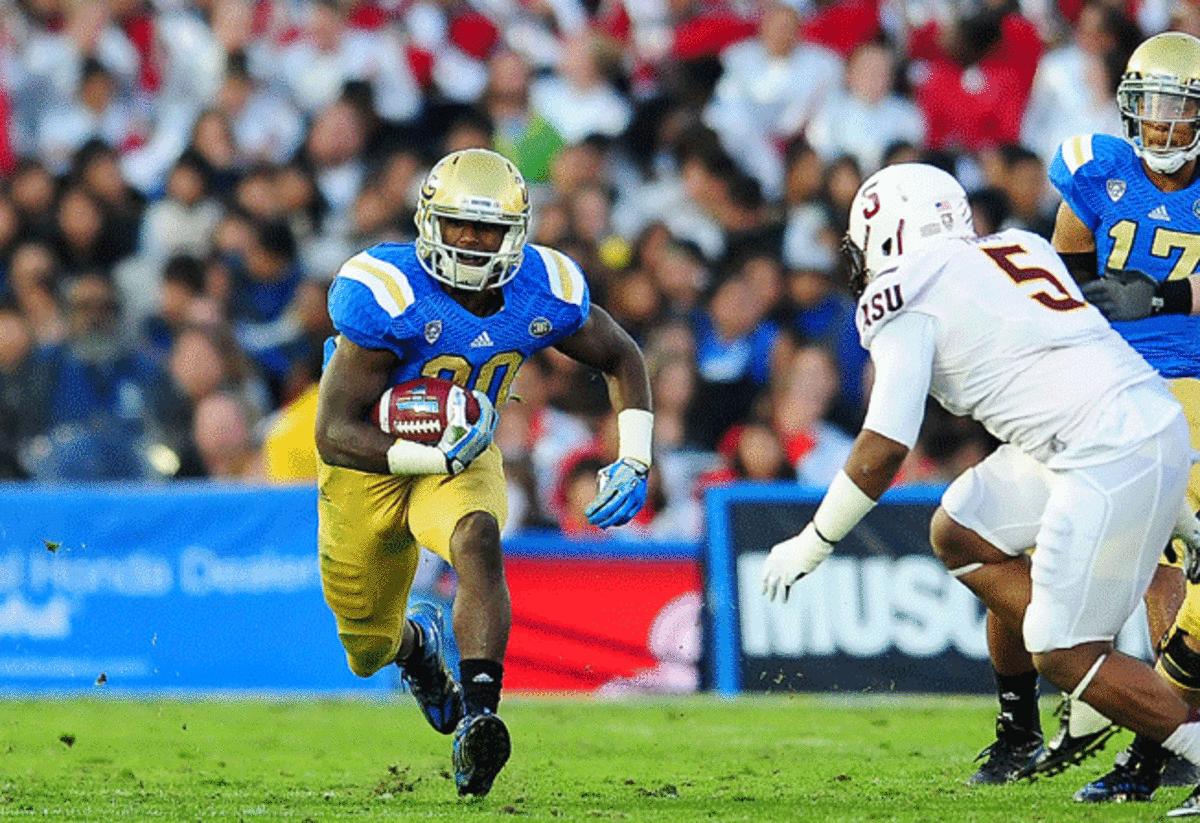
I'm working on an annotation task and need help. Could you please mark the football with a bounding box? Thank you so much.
[376,376,481,445]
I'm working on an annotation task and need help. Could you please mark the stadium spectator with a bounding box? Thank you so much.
[704,2,843,199]
[530,32,632,145]
[806,41,926,174]
[993,144,1055,237]
[908,4,1042,151]
[29,272,171,480]
[276,0,420,123]
[7,241,65,345]
[193,390,258,479]
[0,303,37,478]
[486,49,564,183]
[770,345,855,485]
[1020,1,1137,163]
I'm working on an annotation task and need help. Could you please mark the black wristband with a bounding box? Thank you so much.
[1155,278,1193,316]
[813,524,837,545]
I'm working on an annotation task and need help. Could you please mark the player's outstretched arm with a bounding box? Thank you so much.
[763,310,933,601]
[315,337,399,474]
[554,306,654,528]
[761,431,909,602]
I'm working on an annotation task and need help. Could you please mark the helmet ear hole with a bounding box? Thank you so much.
[881,238,893,256]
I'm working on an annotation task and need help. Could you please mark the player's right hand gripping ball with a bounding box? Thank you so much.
[378,377,497,475]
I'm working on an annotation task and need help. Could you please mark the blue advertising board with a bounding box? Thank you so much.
[0,483,394,693]
[0,484,699,694]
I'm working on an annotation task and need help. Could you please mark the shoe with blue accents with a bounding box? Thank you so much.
[399,602,463,735]
[1073,747,1162,803]
[452,712,511,797]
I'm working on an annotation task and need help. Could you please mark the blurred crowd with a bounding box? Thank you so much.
[0,0,1179,537]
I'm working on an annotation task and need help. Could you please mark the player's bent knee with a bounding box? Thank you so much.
[339,632,399,678]
[929,508,985,572]
[450,511,502,563]
[1030,644,1109,696]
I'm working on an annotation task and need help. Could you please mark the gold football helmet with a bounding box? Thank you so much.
[1118,32,1200,174]
[414,149,530,291]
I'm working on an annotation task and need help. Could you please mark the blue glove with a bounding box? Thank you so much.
[585,458,649,528]
[438,389,498,475]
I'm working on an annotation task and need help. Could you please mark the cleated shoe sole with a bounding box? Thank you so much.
[454,713,512,798]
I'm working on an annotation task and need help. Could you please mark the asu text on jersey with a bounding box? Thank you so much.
[323,241,590,404]
[1050,133,1200,378]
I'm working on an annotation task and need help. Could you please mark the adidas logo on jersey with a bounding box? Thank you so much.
[1148,204,1171,221]
[469,331,495,348]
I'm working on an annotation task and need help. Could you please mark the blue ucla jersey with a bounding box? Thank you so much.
[1050,133,1200,378]
[323,242,590,404]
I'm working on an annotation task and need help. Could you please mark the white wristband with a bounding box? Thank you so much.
[386,439,449,475]
[812,470,877,543]
[617,408,654,467]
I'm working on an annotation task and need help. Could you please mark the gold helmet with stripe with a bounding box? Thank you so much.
[414,149,530,291]
[1118,32,1200,174]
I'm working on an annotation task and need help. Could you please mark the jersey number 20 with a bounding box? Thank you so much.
[422,351,524,404]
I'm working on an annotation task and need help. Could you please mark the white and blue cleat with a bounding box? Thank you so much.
[400,602,464,735]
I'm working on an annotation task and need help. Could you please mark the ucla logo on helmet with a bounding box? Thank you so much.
[425,320,442,344]
[1107,179,1126,202]
[1193,199,1200,220]
[529,317,552,337]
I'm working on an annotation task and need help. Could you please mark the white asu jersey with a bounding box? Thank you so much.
[856,228,1178,468]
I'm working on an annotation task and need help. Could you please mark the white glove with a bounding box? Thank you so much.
[761,523,835,603]
[438,389,497,475]
[1173,501,1200,584]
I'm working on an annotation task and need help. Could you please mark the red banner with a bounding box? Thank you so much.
[504,557,702,694]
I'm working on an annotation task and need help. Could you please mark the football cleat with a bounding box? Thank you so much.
[453,712,512,797]
[1073,746,1163,803]
[1019,697,1117,779]
[1169,784,1200,817]
[967,719,1043,785]
[1163,754,1200,787]
[399,602,464,735]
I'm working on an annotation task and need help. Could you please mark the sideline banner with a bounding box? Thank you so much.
[704,483,994,696]
[0,485,700,693]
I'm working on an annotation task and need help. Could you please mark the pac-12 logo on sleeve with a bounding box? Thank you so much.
[859,284,904,328]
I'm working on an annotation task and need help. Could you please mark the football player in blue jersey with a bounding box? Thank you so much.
[964,32,1200,809]
[314,149,653,798]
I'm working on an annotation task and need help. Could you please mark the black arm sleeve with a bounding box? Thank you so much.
[1058,250,1098,284]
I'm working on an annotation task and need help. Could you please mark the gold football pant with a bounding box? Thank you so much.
[1161,379,1200,694]
[317,444,507,677]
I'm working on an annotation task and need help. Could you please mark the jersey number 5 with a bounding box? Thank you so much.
[980,244,1085,312]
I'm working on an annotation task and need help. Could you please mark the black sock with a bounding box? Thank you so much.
[995,669,1040,736]
[461,659,503,716]
[1129,733,1170,768]
[398,619,425,668]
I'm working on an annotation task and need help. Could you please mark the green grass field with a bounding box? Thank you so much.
[0,694,1189,821]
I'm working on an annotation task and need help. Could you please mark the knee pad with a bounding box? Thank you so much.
[340,632,399,678]
[1159,627,1200,692]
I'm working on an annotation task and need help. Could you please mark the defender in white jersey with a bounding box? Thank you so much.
[761,163,1200,778]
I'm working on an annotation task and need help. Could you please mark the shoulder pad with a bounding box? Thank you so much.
[529,244,587,307]
[1058,133,1131,177]
[335,250,417,318]
[1057,134,1098,176]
